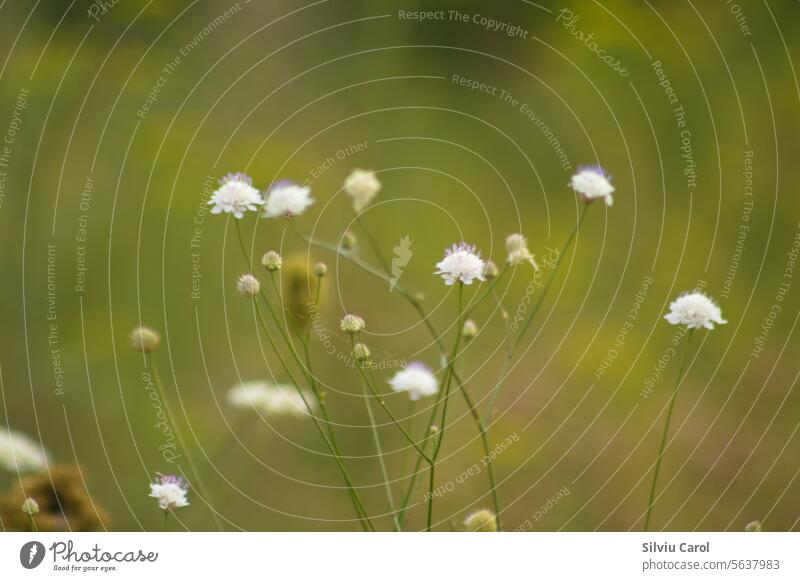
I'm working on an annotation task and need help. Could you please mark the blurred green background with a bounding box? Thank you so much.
[1,0,800,531]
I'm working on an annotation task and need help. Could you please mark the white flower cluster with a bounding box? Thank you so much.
[149,475,190,511]
[664,291,727,330]
[388,363,439,401]
[0,428,48,473]
[207,173,314,219]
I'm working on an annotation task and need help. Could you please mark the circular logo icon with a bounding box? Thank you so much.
[19,541,45,569]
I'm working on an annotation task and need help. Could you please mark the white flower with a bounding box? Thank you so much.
[344,169,381,212]
[664,291,727,330]
[570,166,614,206]
[149,475,189,511]
[0,428,48,473]
[434,242,486,286]
[227,381,314,417]
[236,273,260,298]
[208,173,263,219]
[340,314,366,335]
[388,363,439,401]
[505,233,539,269]
[262,180,313,218]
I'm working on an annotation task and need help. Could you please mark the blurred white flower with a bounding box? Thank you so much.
[236,273,260,298]
[344,169,381,213]
[149,475,189,511]
[570,166,614,206]
[0,428,48,473]
[227,381,314,417]
[388,363,439,401]
[262,180,313,218]
[434,242,485,286]
[464,509,498,532]
[505,233,539,270]
[208,172,263,219]
[664,291,727,330]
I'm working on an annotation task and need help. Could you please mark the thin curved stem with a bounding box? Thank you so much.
[427,283,464,531]
[147,355,224,531]
[644,329,694,532]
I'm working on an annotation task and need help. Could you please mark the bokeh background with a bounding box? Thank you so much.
[1,0,799,531]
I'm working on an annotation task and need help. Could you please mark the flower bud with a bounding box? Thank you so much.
[464,509,497,532]
[236,273,260,298]
[130,326,161,353]
[261,250,282,271]
[745,520,762,532]
[340,314,366,335]
[462,319,479,340]
[341,230,357,251]
[353,342,370,362]
[313,262,328,277]
[483,260,499,280]
[21,497,39,516]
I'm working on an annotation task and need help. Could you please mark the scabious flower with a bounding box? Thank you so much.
[340,314,366,335]
[0,429,48,473]
[261,251,282,272]
[21,497,39,516]
[388,363,439,401]
[505,233,539,269]
[149,475,189,511]
[344,169,381,213]
[664,291,727,330]
[227,381,314,417]
[570,165,614,206]
[236,273,260,298]
[207,172,263,219]
[130,326,161,353]
[262,180,313,218]
[464,509,497,532]
[434,242,486,286]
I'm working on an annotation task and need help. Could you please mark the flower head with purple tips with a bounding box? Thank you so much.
[434,242,486,286]
[208,171,263,219]
[570,165,615,206]
[149,474,190,511]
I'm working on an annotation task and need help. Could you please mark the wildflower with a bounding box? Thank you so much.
[464,509,497,532]
[314,262,328,277]
[505,233,539,269]
[353,342,371,362]
[341,230,358,251]
[745,520,762,532]
[0,429,48,473]
[236,274,260,298]
[149,475,189,511]
[130,326,160,353]
[21,498,39,516]
[262,180,313,218]
[434,242,486,286]
[344,169,381,213]
[388,363,439,401]
[340,314,366,335]
[207,172,263,218]
[483,260,499,280]
[227,381,314,417]
[664,291,726,330]
[570,165,614,206]
[261,251,283,272]
[462,319,479,340]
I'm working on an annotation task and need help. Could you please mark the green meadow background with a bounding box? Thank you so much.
[1,0,799,531]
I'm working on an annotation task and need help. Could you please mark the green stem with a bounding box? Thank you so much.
[427,283,464,531]
[356,215,391,273]
[356,360,401,531]
[147,355,224,531]
[511,205,588,354]
[644,329,694,532]
[251,298,374,531]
